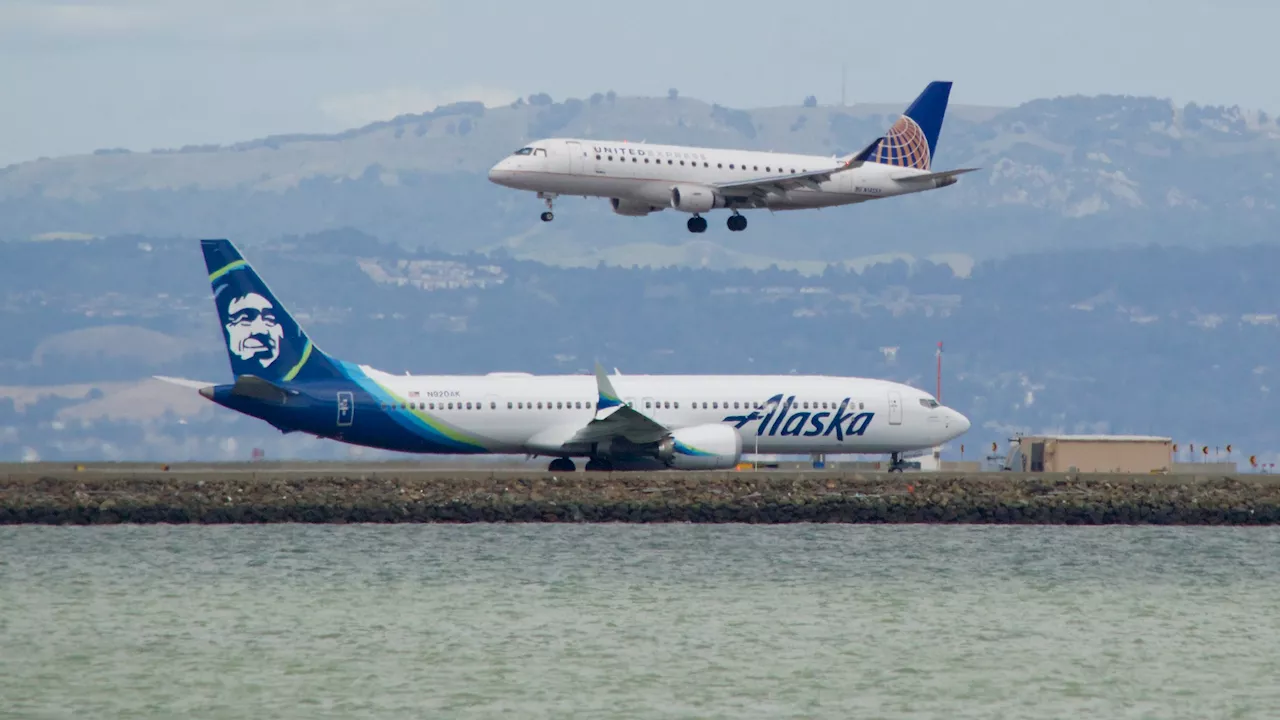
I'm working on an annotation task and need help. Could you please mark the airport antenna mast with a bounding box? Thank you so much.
[841,64,846,106]
[936,341,943,403]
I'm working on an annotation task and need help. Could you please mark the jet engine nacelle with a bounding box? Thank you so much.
[656,423,742,470]
[669,184,725,214]
[610,197,659,216]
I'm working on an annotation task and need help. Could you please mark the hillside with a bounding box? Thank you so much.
[1,92,1277,269]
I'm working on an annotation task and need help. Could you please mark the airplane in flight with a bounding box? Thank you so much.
[159,239,970,471]
[488,80,977,234]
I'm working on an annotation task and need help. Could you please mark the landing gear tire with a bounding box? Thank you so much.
[584,458,613,472]
[538,193,556,222]
[888,452,905,473]
[727,214,747,232]
[687,215,708,233]
[548,457,576,472]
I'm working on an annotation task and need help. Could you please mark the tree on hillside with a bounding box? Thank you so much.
[803,95,817,108]
[668,88,679,100]
[606,90,617,103]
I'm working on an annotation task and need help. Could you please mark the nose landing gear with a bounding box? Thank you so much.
[538,192,556,222]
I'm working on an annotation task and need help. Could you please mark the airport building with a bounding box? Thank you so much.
[1006,434,1173,473]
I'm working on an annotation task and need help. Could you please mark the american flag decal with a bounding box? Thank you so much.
[409,391,420,398]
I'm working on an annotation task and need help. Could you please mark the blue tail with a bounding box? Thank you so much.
[866,80,952,171]
[201,239,342,384]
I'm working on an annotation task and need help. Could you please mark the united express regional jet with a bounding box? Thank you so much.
[159,240,970,471]
[488,81,977,234]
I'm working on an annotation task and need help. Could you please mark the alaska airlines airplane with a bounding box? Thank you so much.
[159,240,970,471]
[488,81,977,233]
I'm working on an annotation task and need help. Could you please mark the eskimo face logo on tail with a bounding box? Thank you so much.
[722,393,874,441]
[871,116,931,170]
[225,292,283,368]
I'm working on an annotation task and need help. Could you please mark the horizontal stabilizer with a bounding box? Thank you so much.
[891,167,980,182]
[153,375,213,390]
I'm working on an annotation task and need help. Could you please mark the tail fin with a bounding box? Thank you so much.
[865,80,952,171]
[201,239,342,383]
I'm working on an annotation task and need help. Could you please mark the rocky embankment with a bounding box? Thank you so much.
[2,465,1279,525]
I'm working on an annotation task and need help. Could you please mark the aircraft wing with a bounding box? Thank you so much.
[565,363,671,446]
[712,136,884,200]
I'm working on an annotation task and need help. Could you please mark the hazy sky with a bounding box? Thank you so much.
[5,0,1279,166]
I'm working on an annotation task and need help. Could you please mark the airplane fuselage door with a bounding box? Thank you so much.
[337,391,354,427]
[566,140,585,175]
[887,391,902,425]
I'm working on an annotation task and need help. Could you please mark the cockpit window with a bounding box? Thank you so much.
[513,147,533,155]
[919,398,939,409]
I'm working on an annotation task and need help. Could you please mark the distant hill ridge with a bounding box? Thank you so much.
[0,90,1277,267]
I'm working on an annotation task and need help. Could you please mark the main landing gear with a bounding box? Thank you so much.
[685,213,749,233]
[539,192,556,222]
[547,457,614,472]
[888,451,906,473]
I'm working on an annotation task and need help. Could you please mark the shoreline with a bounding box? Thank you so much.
[3,465,1279,525]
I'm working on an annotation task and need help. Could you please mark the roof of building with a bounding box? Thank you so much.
[1019,434,1172,443]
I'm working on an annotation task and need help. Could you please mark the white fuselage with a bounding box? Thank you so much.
[360,366,969,457]
[487,138,943,214]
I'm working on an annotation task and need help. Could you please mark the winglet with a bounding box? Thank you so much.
[594,362,623,411]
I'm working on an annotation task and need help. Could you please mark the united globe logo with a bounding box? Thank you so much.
[870,115,931,170]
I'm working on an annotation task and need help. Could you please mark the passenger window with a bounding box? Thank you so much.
[490,402,496,409]
[753,166,758,171]
[667,159,673,164]
[766,167,771,172]
[507,402,513,409]
[645,401,652,408]
[859,402,865,410]
[734,402,740,409]
[729,164,735,169]
[537,401,543,409]
[717,163,723,169]
[674,402,680,409]
[712,402,718,409]
[596,154,601,160]
[448,402,454,410]
[644,158,650,163]
[664,401,670,409]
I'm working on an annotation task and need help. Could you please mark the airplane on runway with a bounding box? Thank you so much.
[487,80,977,234]
[159,239,970,471]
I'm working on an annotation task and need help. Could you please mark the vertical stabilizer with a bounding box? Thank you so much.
[865,80,952,171]
[202,239,342,383]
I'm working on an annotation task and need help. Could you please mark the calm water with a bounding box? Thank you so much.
[1,525,1278,719]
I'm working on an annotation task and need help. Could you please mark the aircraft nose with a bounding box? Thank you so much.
[951,409,971,436]
[488,159,516,186]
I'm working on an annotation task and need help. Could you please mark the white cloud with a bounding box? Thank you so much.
[318,85,518,128]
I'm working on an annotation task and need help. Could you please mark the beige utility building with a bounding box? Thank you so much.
[1008,434,1173,473]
